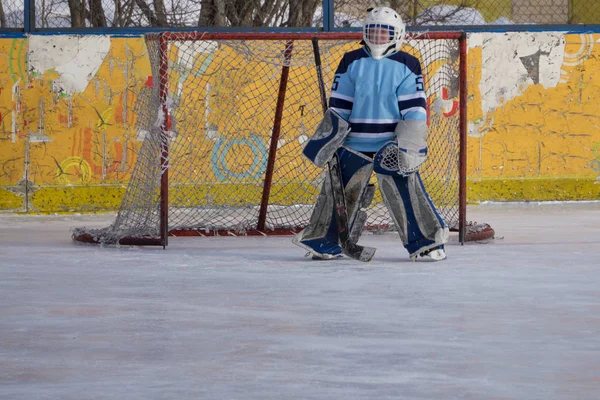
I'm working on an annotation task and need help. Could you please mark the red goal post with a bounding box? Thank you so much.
[72,31,494,246]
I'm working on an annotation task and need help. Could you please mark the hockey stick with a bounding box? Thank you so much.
[311,38,376,262]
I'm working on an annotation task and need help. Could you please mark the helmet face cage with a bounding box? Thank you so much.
[364,24,396,46]
[362,7,405,60]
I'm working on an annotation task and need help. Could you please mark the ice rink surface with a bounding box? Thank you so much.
[1,202,599,399]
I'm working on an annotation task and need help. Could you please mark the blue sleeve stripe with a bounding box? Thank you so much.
[350,122,398,134]
[329,97,353,110]
[398,97,426,112]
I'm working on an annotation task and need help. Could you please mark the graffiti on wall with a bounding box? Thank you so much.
[0,36,151,197]
[0,31,600,211]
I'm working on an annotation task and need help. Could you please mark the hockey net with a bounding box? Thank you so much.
[73,32,494,246]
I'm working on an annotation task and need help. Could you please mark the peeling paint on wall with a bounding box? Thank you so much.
[469,32,565,127]
[28,36,111,94]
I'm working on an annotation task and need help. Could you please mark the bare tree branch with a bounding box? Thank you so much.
[153,0,169,26]
[67,0,85,27]
[134,0,159,26]
[89,0,108,26]
[34,0,491,29]
[0,0,7,28]
[198,0,226,26]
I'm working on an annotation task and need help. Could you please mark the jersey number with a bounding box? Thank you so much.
[416,76,424,92]
[332,75,340,91]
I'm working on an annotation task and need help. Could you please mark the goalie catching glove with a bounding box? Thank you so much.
[374,119,428,176]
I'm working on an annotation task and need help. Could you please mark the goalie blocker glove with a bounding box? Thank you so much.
[302,108,350,168]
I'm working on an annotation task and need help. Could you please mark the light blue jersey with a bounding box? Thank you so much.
[328,47,427,153]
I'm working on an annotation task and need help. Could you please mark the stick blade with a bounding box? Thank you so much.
[341,241,376,262]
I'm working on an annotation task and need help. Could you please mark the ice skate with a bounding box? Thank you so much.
[410,246,446,262]
[309,252,343,260]
[293,233,343,260]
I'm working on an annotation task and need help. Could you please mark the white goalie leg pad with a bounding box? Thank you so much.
[349,184,375,244]
[293,173,335,244]
[374,119,428,176]
[293,147,373,252]
[377,174,409,244]
[376,172,448,257]
[302,108,350,168]
[340,148,374,237]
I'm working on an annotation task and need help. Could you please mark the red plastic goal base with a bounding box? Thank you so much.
[169,228,301,237]
[73,224,494,245]
[72,232,163,246]
[71,228,303,245]
[462,222,495,242]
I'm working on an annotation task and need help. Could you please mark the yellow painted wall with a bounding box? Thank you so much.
[466,33,600,201]
[0,33,599,213]
[0,37,150,212]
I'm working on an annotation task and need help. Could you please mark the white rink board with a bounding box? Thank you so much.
[1,202,599,400]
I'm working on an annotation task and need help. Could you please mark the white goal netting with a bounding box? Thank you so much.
[73,32,493,245]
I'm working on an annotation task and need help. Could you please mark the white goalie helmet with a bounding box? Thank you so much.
[362,7,406,60]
